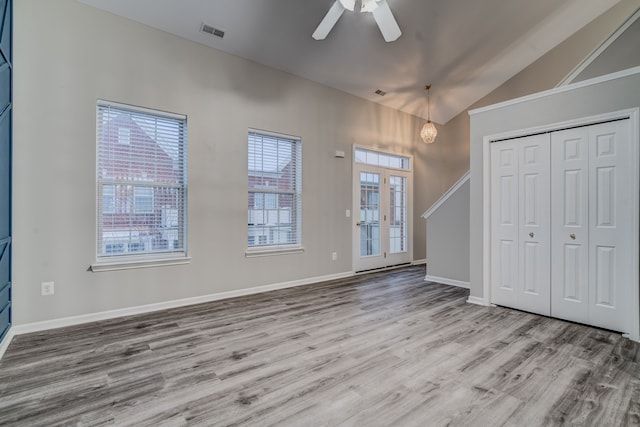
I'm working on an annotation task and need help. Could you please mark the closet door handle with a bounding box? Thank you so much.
[529,232,534,238]
[570,233,576,240]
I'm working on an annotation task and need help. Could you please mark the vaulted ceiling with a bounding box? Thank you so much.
[78,0,621,124]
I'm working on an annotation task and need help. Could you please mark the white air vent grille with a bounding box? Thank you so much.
[201,23,225,39]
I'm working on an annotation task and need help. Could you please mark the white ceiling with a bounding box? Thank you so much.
[78,0,621,124]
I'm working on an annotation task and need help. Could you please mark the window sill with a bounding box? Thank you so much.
[90,254,191,272]
[245,245,305,258]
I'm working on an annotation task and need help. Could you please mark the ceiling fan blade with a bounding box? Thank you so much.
[312,1,345,40]
[371,0,401,42]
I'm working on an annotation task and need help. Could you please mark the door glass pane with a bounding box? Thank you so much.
[389,175,407,253]
[360,172,380,257]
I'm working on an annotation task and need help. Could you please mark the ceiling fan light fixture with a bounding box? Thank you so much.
[361,0,380,13]
[421,84,437,144]
[338,0,356,11]
[339,0,379,12]
[314,0,400,42]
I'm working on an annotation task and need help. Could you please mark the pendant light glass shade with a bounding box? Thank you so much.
[421,84,437,144]
[420,121,437,144]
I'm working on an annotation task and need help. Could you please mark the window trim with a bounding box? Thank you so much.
[245,244,305,258]
[93,100,189,271]
[247,128,302,256]
[90,253,192,272]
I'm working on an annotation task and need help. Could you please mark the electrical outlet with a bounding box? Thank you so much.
[41,281,55,296]
[332,252,338,261]
[346,209,351,217]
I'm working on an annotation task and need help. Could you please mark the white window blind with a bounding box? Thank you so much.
[96,101,187,259]
[248,130,302,248]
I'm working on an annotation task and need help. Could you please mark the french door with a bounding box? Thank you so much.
[353,163,411,272]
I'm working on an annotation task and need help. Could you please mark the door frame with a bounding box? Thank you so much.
[352,145,413,273]
[482,108,640,341]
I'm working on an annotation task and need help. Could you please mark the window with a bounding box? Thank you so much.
[355,147,410,170]
[96,101,187,261]
[248,130,301,249]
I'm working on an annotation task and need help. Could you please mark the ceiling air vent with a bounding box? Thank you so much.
[374,89,386,96]
[200,23,225,39]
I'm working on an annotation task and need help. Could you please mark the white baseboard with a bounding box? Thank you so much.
[11,271,355,337]
[411,259,426,266]
[467,296,490,306]
[0,327,14,360]
[424,275,470,289]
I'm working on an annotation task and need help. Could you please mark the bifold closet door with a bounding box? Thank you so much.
[551,120,631,332]
[551,127,590,324]
[490,134,551,316]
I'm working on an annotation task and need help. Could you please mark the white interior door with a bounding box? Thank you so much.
[492,119,632,333]
[518,135,551,316]
[353,163,412,272]
[587,120,631,332]
[550,121,631,332]
[490,139,519,308]
[551,127,590,324]
[490,134,550,316]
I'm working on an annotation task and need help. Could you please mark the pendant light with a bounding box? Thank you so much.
[420,84,437,144]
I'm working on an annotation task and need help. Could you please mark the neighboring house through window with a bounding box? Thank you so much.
[96,101,187,260]
[247,130,302,249]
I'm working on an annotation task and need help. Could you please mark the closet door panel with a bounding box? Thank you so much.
[588,120,631,333]
[490,140,519,308]
[551,128,589,323]
[517,134,551,316]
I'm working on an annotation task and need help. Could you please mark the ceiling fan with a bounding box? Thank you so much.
[312,0,402,42]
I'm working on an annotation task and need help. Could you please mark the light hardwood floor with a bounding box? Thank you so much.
[0,266,639,426]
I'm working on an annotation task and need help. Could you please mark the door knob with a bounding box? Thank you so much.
[570,233,576,240]
[356,222,362,226]
[529,232,534,238]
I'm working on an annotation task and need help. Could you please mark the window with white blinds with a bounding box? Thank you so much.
[96,101,187,260]
[248,130,302,249]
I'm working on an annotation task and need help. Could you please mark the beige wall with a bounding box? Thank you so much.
[574,11,640,82]
[425,179,470,284]
[436,0,640,192]
[423,0,640,285]
[13,0,440,324]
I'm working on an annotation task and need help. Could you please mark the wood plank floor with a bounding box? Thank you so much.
[0,266,639,426]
